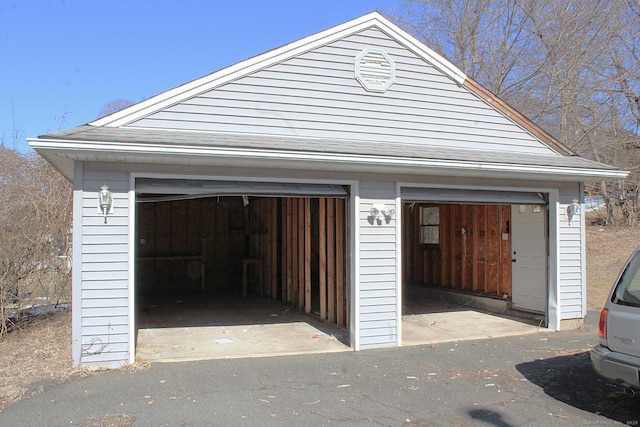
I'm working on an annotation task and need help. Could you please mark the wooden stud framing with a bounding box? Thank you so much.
[440,205,450,288]
[270,199,278,298]
[267,196,349,328]
[327,198,336,324]
[335,199,345,326]
[304,198,311,314]
[285,198,292,302]
[292,199,299,304]
[319,198,327,319]
[137,194,350,333]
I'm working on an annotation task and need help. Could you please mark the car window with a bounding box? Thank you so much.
[613,250,640,308]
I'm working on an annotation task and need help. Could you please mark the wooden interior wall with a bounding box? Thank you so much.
[247,198,279,300]
[403,203,512,297]
[136,198,245,292]
[136,196,350,328]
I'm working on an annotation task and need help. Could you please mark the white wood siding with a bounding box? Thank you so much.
[128,28,556,156]
[558,186,584,320]
[79,171,130,369]
[358,182,398,349]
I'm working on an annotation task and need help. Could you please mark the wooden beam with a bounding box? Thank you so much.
[286,198,293,302]
[304,198,311,314]
[280,199,287,302]
[486,205,500,294]
[271,199,278,298]
[298,198,303,307]
[450,204,458,288]
[441,205,450,287]
[472,205,479,291]
[297,198,304,311]
[463,206,473,290]
[482,205,488,293]
[292,199,299,304]
[327,198,336,323]
[335,198,344,327]
[319,198,327,320]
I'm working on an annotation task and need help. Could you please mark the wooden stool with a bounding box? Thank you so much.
[242,257,263,299]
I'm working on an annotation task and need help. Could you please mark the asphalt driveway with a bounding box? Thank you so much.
[1,312,637,426]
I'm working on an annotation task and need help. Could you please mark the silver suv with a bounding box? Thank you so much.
[591,246,640,397]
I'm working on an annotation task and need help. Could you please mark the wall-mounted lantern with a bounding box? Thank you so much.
[369,204,395,225]
[567,198,581,225]
[98,184,113,224]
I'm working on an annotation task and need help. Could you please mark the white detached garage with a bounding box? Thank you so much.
[30,12,626,369]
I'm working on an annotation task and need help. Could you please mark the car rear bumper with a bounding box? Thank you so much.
[591,345,640,389]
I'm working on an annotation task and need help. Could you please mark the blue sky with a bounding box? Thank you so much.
[0,0,402,151]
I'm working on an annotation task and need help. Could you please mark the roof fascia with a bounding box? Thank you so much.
[463,78,575,156]
[89,12,467,128]
[29,137,629,181]
[373,20,575,157]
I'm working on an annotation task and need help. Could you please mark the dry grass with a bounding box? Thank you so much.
[0,225,637,410]
[0,309,75,409]
[586,225,640,310]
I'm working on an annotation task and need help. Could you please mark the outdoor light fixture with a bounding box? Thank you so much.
[369,204,396,223]
[98,184,113,224]
[567,198,581,225]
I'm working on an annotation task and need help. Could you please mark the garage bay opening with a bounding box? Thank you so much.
[401,196,549,346]
[133,179,351,361]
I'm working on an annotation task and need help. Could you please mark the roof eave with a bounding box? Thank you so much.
[29,137,628,183]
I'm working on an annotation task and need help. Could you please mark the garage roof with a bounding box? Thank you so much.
[32,125,626,182]
[28,12,627,183]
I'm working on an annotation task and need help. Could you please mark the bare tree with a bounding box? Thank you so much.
[394,0,545,98]
[0,146,72,335]
[394,0,640,225]
[608,1,640,132]
[98,98,135,119]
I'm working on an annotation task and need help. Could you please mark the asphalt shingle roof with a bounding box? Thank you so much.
[40,125,617,172]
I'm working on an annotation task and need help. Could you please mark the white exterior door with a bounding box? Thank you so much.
[511,205,547,313]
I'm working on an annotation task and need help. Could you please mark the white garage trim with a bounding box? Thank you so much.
[135,178,348,199]
[401,187,546,204]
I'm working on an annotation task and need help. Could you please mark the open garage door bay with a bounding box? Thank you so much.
[134,177,351,361]
[401,187,548,317]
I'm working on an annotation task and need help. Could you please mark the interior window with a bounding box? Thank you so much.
[420,206,440,246]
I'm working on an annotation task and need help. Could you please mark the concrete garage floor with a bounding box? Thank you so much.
[136,292,351,362]
[402,301,545,346]
[136,290,546,363]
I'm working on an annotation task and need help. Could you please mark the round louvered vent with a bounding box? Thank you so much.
[355,49,395,93]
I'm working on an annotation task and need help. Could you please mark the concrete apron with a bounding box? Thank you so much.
[402,310,546,346]
[136,295,547,363]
